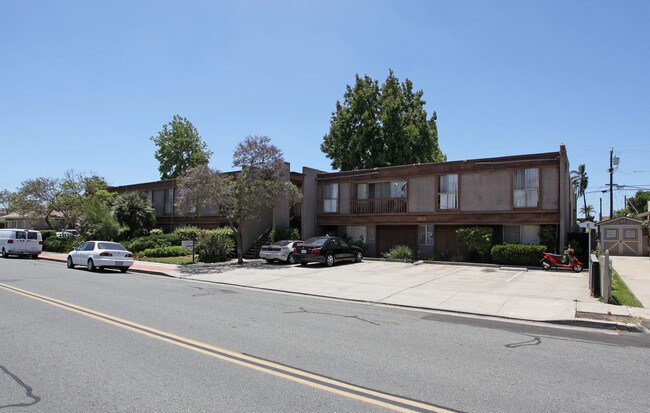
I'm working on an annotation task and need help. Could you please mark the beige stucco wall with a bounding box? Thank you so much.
[460,171,511,212]
[541,167,559,210]
[408,176,436,213]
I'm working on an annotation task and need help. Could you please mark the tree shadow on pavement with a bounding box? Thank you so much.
[177,259,296,276]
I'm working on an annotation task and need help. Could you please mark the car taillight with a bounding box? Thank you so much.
[311,248,321,254]
[293,247,299,253]
[125,253,133,258]
[99,252,112,257]
[7,240,13,244]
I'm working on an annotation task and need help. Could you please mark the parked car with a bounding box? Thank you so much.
[293,236,363,267]
[0,229,43,259]
[67,241,134,273]
[56,229,79,237]
[259,240,302,264]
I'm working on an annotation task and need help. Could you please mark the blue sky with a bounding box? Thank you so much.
[1,0,649,217]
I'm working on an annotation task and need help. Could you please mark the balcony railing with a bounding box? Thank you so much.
[351,198,407,214]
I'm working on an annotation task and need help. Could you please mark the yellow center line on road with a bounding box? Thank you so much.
[0,283,457,413]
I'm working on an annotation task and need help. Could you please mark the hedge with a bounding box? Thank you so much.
[490,244,546,266]
[139,246,187,258]
[44,236,84,253]
[123,234,181,253]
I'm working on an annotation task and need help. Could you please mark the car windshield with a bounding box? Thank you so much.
[303,237,329,246]
[274,240,294,246]
[98,242,126,251]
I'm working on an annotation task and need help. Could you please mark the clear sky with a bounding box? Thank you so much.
[1,0,648,217]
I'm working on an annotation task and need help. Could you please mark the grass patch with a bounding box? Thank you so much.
[136,255,196,265]
[610,269,644,308]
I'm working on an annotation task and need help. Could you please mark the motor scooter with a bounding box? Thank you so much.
[540,251,584,272]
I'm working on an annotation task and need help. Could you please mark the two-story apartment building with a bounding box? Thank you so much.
[301,145,575,258]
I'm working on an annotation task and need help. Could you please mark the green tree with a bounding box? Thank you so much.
[613,190,650,218]
[176,136,302,264]
[78,198,122,241]
[579,204,595,221]
[321,69,445,170]
[112,192,157,238]
[7,171,108,229]
[571,164,589,221]
[151,115,213,180]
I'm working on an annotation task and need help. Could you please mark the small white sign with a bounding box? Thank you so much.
[181,240,194,251]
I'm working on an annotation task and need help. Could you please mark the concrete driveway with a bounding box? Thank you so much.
[178,260,595,321]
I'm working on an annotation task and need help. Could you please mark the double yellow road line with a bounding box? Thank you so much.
[0,283,457,413]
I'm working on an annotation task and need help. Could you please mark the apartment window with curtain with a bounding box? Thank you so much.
[369,182,390,199]
[323,183,338,213]
[514,168,539,208]
[438,174,458,209]
[356,183,368,199]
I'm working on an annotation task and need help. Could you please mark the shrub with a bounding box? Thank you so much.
[124,234,181,253]
[269,227,301,243]
[139,246,186,258]
[149,228,164,236]
[196,228,235,263]
[41,230,57,243]
[491,243,546,266]
[382,245,414,261]
[173,225,203,241]
[44,235,84,253]
[456,226,493,262]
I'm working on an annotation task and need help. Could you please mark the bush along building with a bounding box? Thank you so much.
[300,145,575,259]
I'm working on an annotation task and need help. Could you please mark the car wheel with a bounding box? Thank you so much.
[1,248,8,258]
[300,262,308,266]
[120,267,128,273]
[87,259,96,272]
[286,253,296,264]
[573,264,583,273]
[67,256,75,269]
[541,260,551,271]
[325,254,335,267]
[265,259,274,264]
[354,251,363,263]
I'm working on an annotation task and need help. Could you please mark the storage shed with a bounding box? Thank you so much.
[597,217,645,256]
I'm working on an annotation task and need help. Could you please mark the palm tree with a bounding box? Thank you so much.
[571,164,589,220]
[579,204,595,221]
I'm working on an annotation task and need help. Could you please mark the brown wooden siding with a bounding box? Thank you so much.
[377,225,418,256]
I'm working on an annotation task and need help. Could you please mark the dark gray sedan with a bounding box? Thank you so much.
[293,236,363,267]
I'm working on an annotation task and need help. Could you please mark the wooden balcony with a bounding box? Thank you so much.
[351,198,407,214]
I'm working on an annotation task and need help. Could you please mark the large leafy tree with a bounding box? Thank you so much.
[321,69,445,170]
[151,115,213,180]
[571,164,589,221]
[613,190,650,218]
[112,192,157,237]
[176,136,301,264]
[7,171,108,229]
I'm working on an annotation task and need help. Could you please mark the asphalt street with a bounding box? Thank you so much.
[1,258,649,412]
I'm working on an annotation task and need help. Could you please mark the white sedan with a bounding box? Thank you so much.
[67,241,134,273]
[259,240,302,264]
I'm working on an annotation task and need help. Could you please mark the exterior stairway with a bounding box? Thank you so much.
[243,228,272,259]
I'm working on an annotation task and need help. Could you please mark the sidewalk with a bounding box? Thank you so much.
[39,252,649,331]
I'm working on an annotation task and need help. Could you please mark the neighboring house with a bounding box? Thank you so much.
[301,145,575,258]
[598,217,647,256]
[110,164,304,254]
[1,211,63,230]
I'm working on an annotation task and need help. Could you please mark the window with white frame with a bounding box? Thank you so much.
[323,183,338,213]
[514,168,539,208]
[418,225,434,245]
[438,174,458,209]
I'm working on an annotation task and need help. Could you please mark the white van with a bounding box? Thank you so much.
[0,229,43,258]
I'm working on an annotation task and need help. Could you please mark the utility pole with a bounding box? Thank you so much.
[609,148,614,219]
[599,197,602,221]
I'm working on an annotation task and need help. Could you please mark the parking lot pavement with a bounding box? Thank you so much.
[180,260,596,322]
